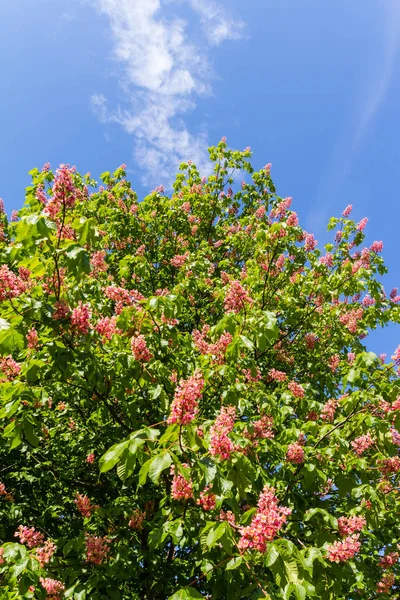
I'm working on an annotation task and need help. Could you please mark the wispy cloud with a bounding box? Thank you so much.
[90,0,245,184]
[352,1,400,151]
[308,1,400,234]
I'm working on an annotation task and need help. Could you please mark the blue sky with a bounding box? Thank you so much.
[1,0,400,354]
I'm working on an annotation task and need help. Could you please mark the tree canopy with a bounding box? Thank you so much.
[0,140,399,599]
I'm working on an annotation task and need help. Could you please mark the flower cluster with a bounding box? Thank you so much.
[0,264,28,302]
[337,515,366,536]
[26,327,39,349]
[14,525,45,548]
[74,493,96,518]
[268,369,287,382]
[376,572,395,594]
[210,406,236,460]
[44,163,77,219]
[238,486,291,553]
[90,250,108,274]
[224,280,253,313]
[351,432,374,455]
[192,325,232,364]
[286,442,305,464]
[85,534,111,565]
[36,540,57,567]
[39,577,65,599]
[170,465,193,500]
[95,316,119,340]
[321,398,338,422]
[129,508,146,530]
[167,371,204,425]
[379,552,399,569]
[131,334,153,363]
[0,356,21,381]
[327,534,361,562]
[288,381,305,398]
[197,486,217,511]
[71,302,92,334]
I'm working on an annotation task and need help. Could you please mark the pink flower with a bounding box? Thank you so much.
[338,515,366,536]
[96,316,119,340]
[304,233,317,251]
[86,453,95,464]
[377,572,395,594]
[304,333,318,349]
[370,241,383,253]
[351,432,374,455]
[288,381,305,398]
[0,482,7,495]
[287,212,299,226]
[15,525,45,548]
[74,493,96,518]
[192,326,232,364]
[129,508,146,530]
[53,300,70,320]
[342,204,353,217]
[0,265,28,302]
[0,356,21,381]
[328,354,340,372]
[238,485,291,553]
[321,399,338,422]
[210,406,236,460]
[347,352,356,364]
[356,217,368,231]
[390,427,400,447]
[171,465,193,500]
[90,251,108,274]
[251,415,274,440]
[85,534,111,565]
[39,577,65,598]
[36,540,57,567]
[391,345,400,363]
[379,552,399,570]
[167,371,204,425]
[131,334,153,363]
[197,486,217,511]
[170,252,189,268]
[219,510,236,526]
[255,206,266,219]
[378,456,400,475]
[224,280,253,313]
[327,534,361,562]
[268,368,287,382]
[26,328,39,349]
[286,442,305,464]
[71,302,92,334]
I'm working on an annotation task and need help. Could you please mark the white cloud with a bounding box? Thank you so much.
[90,0,244,185]
[352,1,400,150]
[188,0,245,45]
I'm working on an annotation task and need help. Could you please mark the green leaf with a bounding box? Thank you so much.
[65,244,90,276]
[99,440,129,473]
[24,422,39,447]
[0,318,10,331]
[225,556,243,570]
[0,327,24,353]
[206,522,225,549]
[239,335,254,350]
[169,588,204,599]
[148,451,172,484]
[265,544,279,567]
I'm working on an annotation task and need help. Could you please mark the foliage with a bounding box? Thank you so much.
[0,141,399,599]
